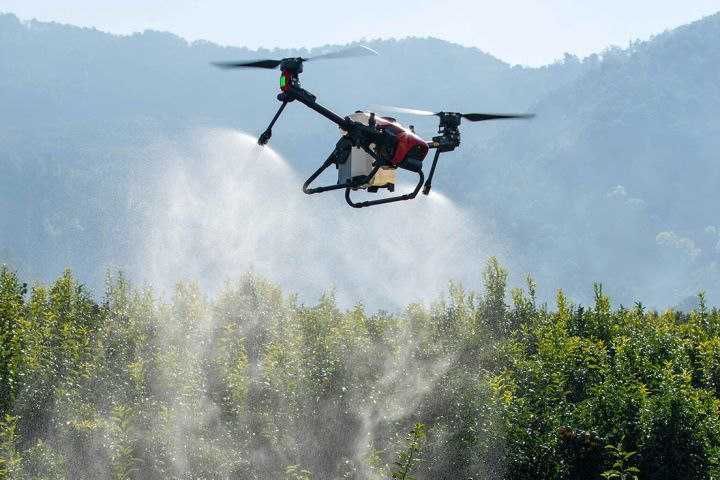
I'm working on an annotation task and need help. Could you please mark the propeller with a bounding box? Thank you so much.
[461,112,535,121]
[213,59,283,69]
[371,105,535,122]
[213,45,378,70]
[305,45,378,62]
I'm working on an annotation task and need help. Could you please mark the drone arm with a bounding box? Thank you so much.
[421,128,461,194]
[285,85,350,129]
[259,85,352,146]
[258,100,288,145]
[422,148,442,195]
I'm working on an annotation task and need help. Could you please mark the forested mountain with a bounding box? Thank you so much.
[456,13,720,305]
[0,11,719,307]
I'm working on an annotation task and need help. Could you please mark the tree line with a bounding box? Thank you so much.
[1,259,719,479]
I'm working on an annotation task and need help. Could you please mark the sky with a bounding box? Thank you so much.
[1,0,719,66]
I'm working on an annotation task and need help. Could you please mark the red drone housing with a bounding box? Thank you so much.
[374,117,430,168]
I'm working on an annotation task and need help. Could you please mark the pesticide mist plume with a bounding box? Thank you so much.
[136,128,502,309]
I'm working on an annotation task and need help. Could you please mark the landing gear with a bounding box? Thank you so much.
[345,167,425,208]
[302,137,377,194]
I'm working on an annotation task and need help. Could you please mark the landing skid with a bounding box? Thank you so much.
[303,137,384,195]
[344,168,424,208]
[303,162,381,195]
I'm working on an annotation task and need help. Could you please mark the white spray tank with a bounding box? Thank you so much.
[337,112,396,191]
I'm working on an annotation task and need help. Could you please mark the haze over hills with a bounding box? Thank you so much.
[462,13,720,305]
[0,11,718,307]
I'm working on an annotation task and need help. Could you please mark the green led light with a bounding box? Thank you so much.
[280,76,287,88]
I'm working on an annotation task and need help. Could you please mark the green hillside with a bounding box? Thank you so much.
[450,13,720,305]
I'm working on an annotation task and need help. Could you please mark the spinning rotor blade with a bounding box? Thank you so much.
[212,59,282,69]
[372,105,535,122]
[305,45,379,62]
[212,45,377,70]
[462,113,535,121]
[370,105,436,116]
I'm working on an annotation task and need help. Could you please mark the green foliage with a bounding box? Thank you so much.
[0,415,20,480]
[285,464,313,480]
[602,439,639,480]
[493,284,720,479]
[481,257,510,337]
[1,266,720,479]
[0,268,26,417]
[110,405,142,480]
[391,423,427,480]
[21,440,66,480]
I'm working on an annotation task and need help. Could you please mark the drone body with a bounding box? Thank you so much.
[337,112,418,193]
[213,46,534,208]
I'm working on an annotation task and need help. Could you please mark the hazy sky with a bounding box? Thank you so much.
[1,0,718,65]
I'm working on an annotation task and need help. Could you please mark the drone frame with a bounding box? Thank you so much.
[215,46,533,208]
[255,64,442,208]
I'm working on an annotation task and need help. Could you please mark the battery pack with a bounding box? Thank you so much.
[337,112,396,191]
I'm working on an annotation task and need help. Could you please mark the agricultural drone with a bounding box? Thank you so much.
[213,46,534,208]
